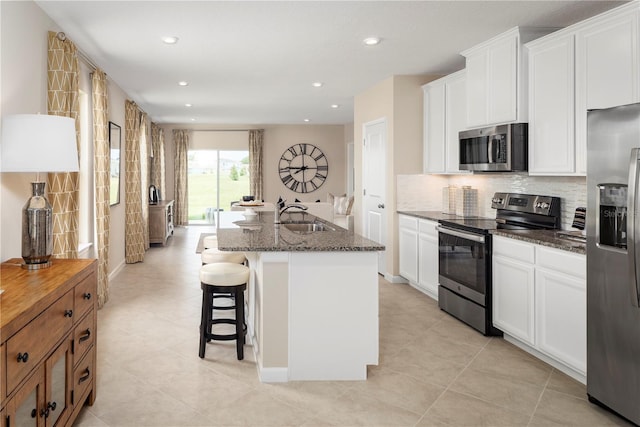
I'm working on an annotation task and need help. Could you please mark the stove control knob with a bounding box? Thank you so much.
[540,202,549,209]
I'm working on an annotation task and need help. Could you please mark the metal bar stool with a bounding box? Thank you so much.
[199,262,249,360]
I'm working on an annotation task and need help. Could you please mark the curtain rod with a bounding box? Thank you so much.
[56,32,101,72]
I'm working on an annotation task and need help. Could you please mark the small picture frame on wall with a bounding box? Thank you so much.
[109,121,121,206]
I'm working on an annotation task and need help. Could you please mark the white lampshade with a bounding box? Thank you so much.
[1,114,79,173]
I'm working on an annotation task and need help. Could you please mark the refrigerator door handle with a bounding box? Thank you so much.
[627,148,640,307]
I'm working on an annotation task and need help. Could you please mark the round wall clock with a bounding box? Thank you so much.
[278,143,328,193]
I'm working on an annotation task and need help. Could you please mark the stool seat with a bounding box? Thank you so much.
[203,235,218,249]
[201,248,246,265]
[200,262,249,286]
[199,263,250,360]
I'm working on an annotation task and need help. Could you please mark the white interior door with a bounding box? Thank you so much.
[363,119,387,275]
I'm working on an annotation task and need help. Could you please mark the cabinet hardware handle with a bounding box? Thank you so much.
[17,352,29,363]
[64,309,73,318]
[31,409,37,418]
[47,401,57,411]
[40,408,49,418]
[79,329,91,342]
[83,292,92,300]
[79,368,91,383]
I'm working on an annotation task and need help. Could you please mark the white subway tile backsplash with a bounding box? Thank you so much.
[397,173,586,230]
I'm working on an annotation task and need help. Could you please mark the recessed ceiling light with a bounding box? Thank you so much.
[178,81,189,86]
[185,103,192,107]
[304,119,310,122]
[162,36,179,44]
[312,82,323,88]
[190,118,196,121]
[363,37,381,46]
[331,104,340,109]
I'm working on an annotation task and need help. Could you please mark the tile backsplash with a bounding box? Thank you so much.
[396,173,587,230]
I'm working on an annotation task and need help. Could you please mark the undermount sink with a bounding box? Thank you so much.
[283,222,336,233]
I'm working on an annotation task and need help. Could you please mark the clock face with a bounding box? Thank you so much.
[278,143,328,193]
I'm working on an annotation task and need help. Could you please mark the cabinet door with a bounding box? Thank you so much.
[423,85,446,173]
[5,366,44,427]
[418,231,439,298]
[536,267,586,375]
[399,227,419,284]
[488,36,518,124]
[445,72,467,173]
[465,52,488,127]
[44,340,72,427]
[528,34,578,175]
[492,255,536,345]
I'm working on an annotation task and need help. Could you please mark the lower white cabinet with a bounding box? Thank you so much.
[492,236,586,380]
[399,215,439,299]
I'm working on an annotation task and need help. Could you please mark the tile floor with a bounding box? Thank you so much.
[75,226,632,427]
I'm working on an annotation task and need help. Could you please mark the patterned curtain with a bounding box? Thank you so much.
[150,124,166,199]
[124,100,145,263]
[92,69,110,308]
[140,116,149,250]
[173,129,189,226]
[249,129,264,201]
[47,31,80,258]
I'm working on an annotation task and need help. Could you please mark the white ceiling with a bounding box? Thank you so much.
[35,1,626,126]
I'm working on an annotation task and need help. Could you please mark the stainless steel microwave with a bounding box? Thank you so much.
[459,123,528,172]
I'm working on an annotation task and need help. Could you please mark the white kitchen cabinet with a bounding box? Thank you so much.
[492,235,587,381]
[527,34,580,175]
[423,70,468,174]
[462,27,552,128]
[418,219,439,298]
[398,215,419,284]
[398,215,439,300]
[492,237,536,346]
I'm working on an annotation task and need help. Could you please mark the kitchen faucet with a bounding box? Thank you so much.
[274,203,308,224]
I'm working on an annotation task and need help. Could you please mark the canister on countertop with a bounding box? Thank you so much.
[442,186,457,214]
[455,186,478,217]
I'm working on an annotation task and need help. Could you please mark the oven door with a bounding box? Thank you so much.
[437,225,489,306]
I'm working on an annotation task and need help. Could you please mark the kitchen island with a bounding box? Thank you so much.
[216,210,384,382]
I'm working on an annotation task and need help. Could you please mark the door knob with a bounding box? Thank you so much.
[378,203,385,209]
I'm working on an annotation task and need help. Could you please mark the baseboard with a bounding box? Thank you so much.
[257,364,289,383]
[108,260,126,282]
[384,273,407,284]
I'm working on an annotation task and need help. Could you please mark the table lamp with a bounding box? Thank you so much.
[1,114,79,269]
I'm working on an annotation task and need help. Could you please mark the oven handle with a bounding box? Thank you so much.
[436,225,485,243]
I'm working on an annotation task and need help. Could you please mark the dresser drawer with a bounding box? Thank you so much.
[73,346,94,407]
[6,290,74,394]
[1,342,5,403]
[73,312,95,367]
[74,274,96,318]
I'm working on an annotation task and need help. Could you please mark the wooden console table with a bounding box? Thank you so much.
[149,200,174,245]
[0,258,97,427]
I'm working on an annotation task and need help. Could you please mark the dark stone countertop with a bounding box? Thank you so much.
[397,210,586,255]
[216,211,385,252]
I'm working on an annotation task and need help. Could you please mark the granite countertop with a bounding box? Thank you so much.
[216,211,385,252]
[491,229,586,255]
[398,210,586,255]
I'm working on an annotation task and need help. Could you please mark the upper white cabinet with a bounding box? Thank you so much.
[423,70,468,174]
[462,27,552,128]
[527,2,640,176]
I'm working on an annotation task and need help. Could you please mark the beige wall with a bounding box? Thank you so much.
[158,123,349,208]
[353,74,440,279]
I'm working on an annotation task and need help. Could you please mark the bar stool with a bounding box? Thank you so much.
[203,235,218,249]
[199,262,249,360]
[201,247,246,265]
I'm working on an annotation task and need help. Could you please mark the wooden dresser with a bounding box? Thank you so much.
[149,200,174,245]
[0,258,97,427]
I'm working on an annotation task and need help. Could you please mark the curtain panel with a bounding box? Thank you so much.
[140,117,149,250]
[173,129,189,226]
[124,100,145,263]
[150,124,166,199]
[92,69,110,308]
[47,31,80,259]
[249,129,264,201]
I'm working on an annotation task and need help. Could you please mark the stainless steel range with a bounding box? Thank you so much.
[437,192,561,335]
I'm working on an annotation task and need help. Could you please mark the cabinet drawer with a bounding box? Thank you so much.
[73,312,95,368]
[73,347,94,407]
[536,245,586,279]
[493,236,535,263]
[399,215,418,231]
[418,219,438,237]
[74,275,96,318]
[1,342,5,403]
[6,291,74,394]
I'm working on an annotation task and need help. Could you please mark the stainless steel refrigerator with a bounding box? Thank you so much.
[587,102,640,425]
